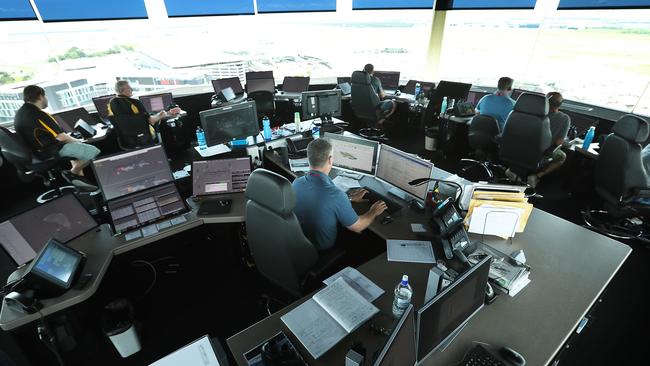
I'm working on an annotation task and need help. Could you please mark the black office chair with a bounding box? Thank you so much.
[0,126,78,203]
[244,169,345,300]
[583,114,650,242]
[460,115,504,180]
[110,114,155,150]
[499,93,552,185]
[350,71,394,139]
[247,90,276,123]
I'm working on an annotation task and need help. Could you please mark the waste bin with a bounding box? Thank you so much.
[102,299,141,358]
[425,127,438,151]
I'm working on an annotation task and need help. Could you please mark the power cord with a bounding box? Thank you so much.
[37,311,64,366]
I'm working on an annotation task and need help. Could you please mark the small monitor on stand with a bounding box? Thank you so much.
[301,89,343,133]
[199,101,260,150]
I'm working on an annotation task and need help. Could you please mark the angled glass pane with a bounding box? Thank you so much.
[353,0,434,10]
[559,1,650,9]
[164,0,255,17]
[257,0,336,13]
[0,0,36,20]
[34,0,148,22]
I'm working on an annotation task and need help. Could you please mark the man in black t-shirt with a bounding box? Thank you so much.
[108,80,180,139]
[13,85,100,180]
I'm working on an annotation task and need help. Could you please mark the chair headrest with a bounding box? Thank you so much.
[351,71,371,86]
[612,114,649,143]
[513,93,549,116]
[245,169,295,216]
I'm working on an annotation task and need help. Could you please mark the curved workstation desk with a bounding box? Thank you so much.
[226,153,631,365]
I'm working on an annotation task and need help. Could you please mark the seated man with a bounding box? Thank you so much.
[292,138,387,252]
[108,80,180,143]
[364,64,397,125]
[13,85,100,187]
[476,77,516,132]
[526,92,571,188]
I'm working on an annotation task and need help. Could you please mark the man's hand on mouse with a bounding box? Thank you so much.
[369,201,387,218]
[348,188,369,203]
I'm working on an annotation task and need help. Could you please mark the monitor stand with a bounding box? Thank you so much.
[194,144,232,157]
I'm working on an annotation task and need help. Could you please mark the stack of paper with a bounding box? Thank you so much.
[281,278,379,359]
[468,242,531,297]
[464,190,533,239]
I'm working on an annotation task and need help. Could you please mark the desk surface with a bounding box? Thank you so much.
[227,164,630,366]
[0,192,247,331]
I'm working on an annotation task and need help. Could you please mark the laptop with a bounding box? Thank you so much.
[91,145,188,235]
[192,156,252,215]
[337,82,351,96]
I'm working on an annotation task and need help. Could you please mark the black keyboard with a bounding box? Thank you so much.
[362,187,403,215]
[458,344,506,366]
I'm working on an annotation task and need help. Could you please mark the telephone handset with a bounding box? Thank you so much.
[431,198,470,260]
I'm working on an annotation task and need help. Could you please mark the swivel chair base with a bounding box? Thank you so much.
[359,128,385,140]
[37,185,76,204]
[582,209,650,245]
[460,159,506,181]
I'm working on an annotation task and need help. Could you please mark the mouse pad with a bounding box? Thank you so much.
[197,199,232,216]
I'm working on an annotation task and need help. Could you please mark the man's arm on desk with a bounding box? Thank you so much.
[347,201,387,233]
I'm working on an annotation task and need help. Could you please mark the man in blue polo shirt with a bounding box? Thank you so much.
[292,138,387,252]
[476,77,516,131]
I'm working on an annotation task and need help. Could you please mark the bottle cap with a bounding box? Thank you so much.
[401,275,409,285]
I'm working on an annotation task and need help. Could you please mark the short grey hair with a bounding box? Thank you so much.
[307,138,333,168]
[115,80,130,94]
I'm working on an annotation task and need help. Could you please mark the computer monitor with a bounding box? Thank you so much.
[212,77,244,96]
[301,90,342,122]
[27,238,84,293]
[0,194,97,266]
[337,76,351,85]
[429,81,473,116]
[52,107,96,133]
[376,145,433,201]
[139,93,174,114]
[92,145,174,202]
[416,255,492,362]
[374,71,401,91]
[373,304,416,366]
[282,76,310,93]
[192,157,252,197]
[199,101,260,147]
[323,132,379,175]
[106,181,186,234]
[92,94,116,120]
[403,80,435,95]
[246,71,274,80]
[247,78,275,94]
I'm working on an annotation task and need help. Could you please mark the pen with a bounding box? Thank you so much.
[400,243,426,247]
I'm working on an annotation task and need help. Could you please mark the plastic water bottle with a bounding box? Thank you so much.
[414,82,421,97]
[262,116,272,141]
[312,125,320,139]
[294,112,301,133]
[440,96,448,116]
[196,127,206,150]
[392,275,413,318]
[582,126,595,149]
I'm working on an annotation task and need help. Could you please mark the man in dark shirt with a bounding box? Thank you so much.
[527,92,571,188]
[13,85,100,179]
[107,80,180,142]
[364,64,397,125]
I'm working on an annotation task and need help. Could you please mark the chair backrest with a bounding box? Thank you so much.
[245,169,319,297]
[595,114,649,204]
[499,93,552,175]
[350,71,380,123]
[247,90,275,118]
[110,114,154,150]
[0,126,32,170]
[468,115,500,154]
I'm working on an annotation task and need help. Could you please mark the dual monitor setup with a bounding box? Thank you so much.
[373,255,492,365]
[323,133,434,202]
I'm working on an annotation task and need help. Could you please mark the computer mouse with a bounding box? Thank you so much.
[219,200,231,207]
[381,216,393,225]
[499,346,525,366]
[395,90,401,96]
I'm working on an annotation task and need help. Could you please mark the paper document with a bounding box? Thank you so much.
[411,223,427,233]
[323,267,384,302]
[281,278,378,359]
[386,240,435,263]
[289,158,310,172]
[332,175,362,192]
[468,206,522,238]
[150,335,220,366]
